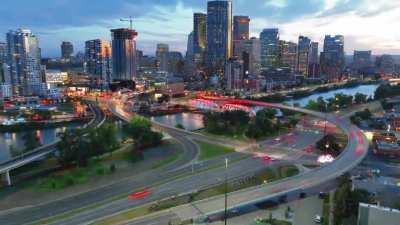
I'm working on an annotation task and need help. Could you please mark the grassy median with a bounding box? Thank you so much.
[195,140,235,160]
[91,165,299,225]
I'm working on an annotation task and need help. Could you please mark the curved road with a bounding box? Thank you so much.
[0,96,369,225]
[181,97,369,219]
[0,102,106,176]
[0,101,200,225]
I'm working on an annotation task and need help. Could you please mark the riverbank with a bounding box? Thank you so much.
[249,80,380,104]
[0,117,91,132]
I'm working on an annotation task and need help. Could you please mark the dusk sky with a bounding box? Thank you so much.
[1,0,400,57]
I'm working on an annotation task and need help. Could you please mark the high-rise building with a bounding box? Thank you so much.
[111,28,138,81]
[353,50,372,75]
[6,29,43,96]
[260,28,279,68]
[376,54,395,75]
[207,0,233,73]
[84,39,112,86]
[320,35,345,81]
[309,42,319,64]
[225,57,243,91]
[193,13,207,66]
[186,32,194,60]
[0,42,6,64]
[233,16,250,41]
[278,40,297,72]
[234,37,261,76]
[61,41,74,60]
[168,51,184,75]
[309,42,319,78]
[156,43,169,72]
[0,42,5,84]
[297,36,311,75]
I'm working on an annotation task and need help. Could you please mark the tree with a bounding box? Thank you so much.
[87,122,118,157]
[204,110,250,136]
[354,93,368,104]
[57,129,90,167]
[328,93,353,111]
[22,131,41,152]
[333,174,374,225]
[374,84,400,100]
[125,116,163,150]
[316,135,342,156]
[306,97,327,112]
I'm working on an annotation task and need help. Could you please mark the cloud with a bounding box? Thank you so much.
[264,0,288,8]
[0,0,399,56]
[251,2,400,54]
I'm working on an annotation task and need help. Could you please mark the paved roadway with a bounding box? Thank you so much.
[0,97,368,225]
[114,97,369,224]
[0,101,202,225]
[0,103,106,175]
[19,100,317,225]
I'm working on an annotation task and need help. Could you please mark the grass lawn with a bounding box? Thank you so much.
[195,140,235,160]
[32,161,115,192]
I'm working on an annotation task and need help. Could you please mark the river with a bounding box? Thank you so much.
[0,123,82,163]
[151,113,204,131]
[287,84,379,107]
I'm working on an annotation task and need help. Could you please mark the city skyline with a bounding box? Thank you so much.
[1,0,399,57]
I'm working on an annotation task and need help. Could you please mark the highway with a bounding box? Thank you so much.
[0,96,369,225]
[0,103,106,185]
[62,97,367,225]
[101,97,369,224]
[0,100,202,225]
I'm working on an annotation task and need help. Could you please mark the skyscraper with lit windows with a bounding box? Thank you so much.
[6,29,43,96]
[233,16,250,41]
[320,35,345,81]
[309,42,319,78]
[260,28,279,68]
[111,28,138,81]
[207,0,233,73]
[156,43,169,72]
[297,36,311,75]
[84,39,112,86]
[193,13,207,66]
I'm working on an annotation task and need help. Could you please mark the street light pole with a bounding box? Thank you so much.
[324,103,328,136]
[224,158,229,225]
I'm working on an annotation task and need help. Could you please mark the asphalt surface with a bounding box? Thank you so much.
[30,100,317,225]
[0,97,369,225]
[119,98,369,224]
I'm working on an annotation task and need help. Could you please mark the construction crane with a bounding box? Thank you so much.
[120,16,134,30]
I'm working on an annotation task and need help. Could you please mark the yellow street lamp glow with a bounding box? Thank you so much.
[363,131,374,141]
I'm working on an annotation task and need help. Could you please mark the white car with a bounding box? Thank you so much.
[314,215,322,224]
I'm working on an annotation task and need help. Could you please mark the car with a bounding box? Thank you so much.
[299,192,307,199]
[314,215,322,224]
[318,192,327,199]
[255,200,279,209]
[278,195,288,203]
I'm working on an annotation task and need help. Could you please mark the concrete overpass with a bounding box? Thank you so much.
[0,103,106,186]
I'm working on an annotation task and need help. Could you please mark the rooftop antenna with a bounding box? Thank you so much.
[120,16,134,30]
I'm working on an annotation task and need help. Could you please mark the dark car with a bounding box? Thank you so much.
[255,200,279,209]
[299,192,307,199]
[278,195,288,203]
